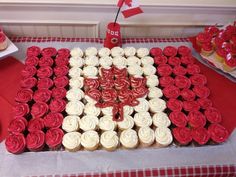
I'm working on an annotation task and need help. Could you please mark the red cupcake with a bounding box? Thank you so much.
[51,87,67,99]
[172,127,192,145]
[49,99,66,113]
[113,67,127,78]
[8,117,28,133]
[31,102,49,118]
[38,56,54,67]
[54,76,69,88]
[169,111,188,127]
[99,78,114,89]
[183,101,200,112]
[190,74,207,86]
[21,66,37,78]
[159,76,174,88]
[57,48,70,58]
[13,103,30,117]
[150,47,163,57]
[45,128,64,150]
[181,56,195,65]
[192,127,210,145]
[157,64,173,76]
[27,118,45,132]
[154,55,168,65]
[187,64,201,75]
[25,56,39,67]
[55,56,69,66]
[27,46,41,57]
[163,85,180,99]
[174,75,191,89]
[54,65,69,77]
[86,89,101,102]
[181,89,196,101]
[44,112,63,129]
[33,89,52,103]
[5,133,26,154]
[208,124,229,143]
[130,76,147,88]
[173,65,187,76]
[37,78,54,89]
[196,32,212,46]
[193,86,210,98]
[41,47,57,57]
[15,89,33,103]
[37,66,53,78]
[26,130,45,151]
[205,26,219,37]
[178,46,191,56]
[163,46,177,57]
[197,98,212,109]
[84,78,100,90]
[204,107,222,123]
[168,57,181,66]
[102,89,117,102]
[20,77,37,89]
[114,78,130,90]
[167,99,183,111]
[188,111,206,128]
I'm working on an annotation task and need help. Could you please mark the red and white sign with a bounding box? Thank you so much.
[117,0,143,18]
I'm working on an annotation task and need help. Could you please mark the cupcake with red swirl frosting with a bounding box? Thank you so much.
[178,46,191,56]
[31,102,49,118]
[26,130,45,151]
[183,100,200,112]
[168,57,181,66]
[159,76,174,88]
[205,26,219,37]
[193,86,210,98]
[172,127,192,145]
[54,65,69,77]
[27,118,45,132]
[8,117,28,133]
[55,56,69,66]
[188,111,206,128]
[192,127,210,145]
[196,32,212,46]
[26,46,41,57]
[197,98,212,109]
[15,89,33,103]
[39,56,54,67]
[204,107,222,123]
[222,54,236,72]
[20,77,37,89]
[187,64,201,75]
[45,128,64,150]
[181,89,196,101]
[14,103,30,117]
[41,47,57,58]
[150,47,163,57]
[163,85,180,99]
[154,55,167,65]
[21,66,37,79]
[25,56,39,67]
[157,64,172,76]
[163,46,177,57]
[49,99,66,113]
[5,133,26,154]
[37,78,54,89]
[167,99,183,112]
[173,65,187,76]
[54,76,69,88]
[33,89,52,103]
[215,48,228,63]
[37,66,53,79]
[175,75,191,89]
[208,124,229,143]
[169,111,187,127]
[190,74,207,86]
[181,56,195,65]
[44,112,64,129]
[201,42,214,57]
[51,87,67,99]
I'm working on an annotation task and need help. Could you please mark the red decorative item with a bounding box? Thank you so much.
[104,22,122,49]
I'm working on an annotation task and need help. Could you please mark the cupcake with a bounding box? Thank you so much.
[62,115,80,133]
[124,47,136,57]
[192,127,210,145]
[99,56,113,68]
[83,66,98,77]
[84,103,101,116]
[126,56,141,66]
[69,67,82,78]
[152,112,171,128]
[134,98,149,112]
[137,48,149,58]
[101,106,113,116]
[69,77,84,89]
[169,111,188,128]
[134,112,152,128]
[155,127,173,147]
[5,133,26,154]
[100,130,119,151]
[85,56,99,66]
[98,47,111,57]
[148,87,163,99]
[167,98,183,112]
[45,128,64,150]
[85,47,97,56]
[66,88,84,101]
[65,101,84,116]
[159,76,174,88]
[70,47,83,58]
[142,65,156,76]
[201,43,214,57]
[26,130,45,152]
[0,32,8,51]
[141,56,154,66]
[172,127,192,146]
[138,126,155,147]
[79,115,99,131]
[222,54,236,72]
[120,129,138,149]
[188,111,206,128]
[154,56,167,65]
[99,115,117,131]
[215,48,228,63]
[81,130,99,151]
[123,105,134,115]
[150,47,162,57]
[111,47,124,57]
[196,32,212,46]
[69,57,84,68]
[208,124,229,144]
[127,64,143,76]
[149,98,166,113]
[163,46,177,57]
[62,132,82,152]
[117,115,135,131]
[113,56,127,68]
[204,107,222,123]
[146,75,159,88]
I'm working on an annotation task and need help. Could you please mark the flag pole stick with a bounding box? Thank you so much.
[114,0,125,26]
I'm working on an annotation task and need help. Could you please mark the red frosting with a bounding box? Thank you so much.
[27,118,45,132]
[190,74,207,86]
[31,102,49,118]
[0,32,6,42]
[172,127,192,145]
[183,101,200,112]
[54,65,69,77]
[45,128,64,149]
[33,89,52,102]
[15,89,33,103]
[5,133,26,154]
[181,56,195,65]
[197,98,212,109]
[181,89,196,101]
[51,87,67,99]
[169,111,187,127]
[163,46,178,57]
[118,89,131,103]
[37,78,54,89]
[193,86,210,98]
[205,26,220,36]
[196,32,212,44]
[163,85,180,99]
[41,47,57,57]
[132,86,149,99]
[167,99,183,111]
[192,127,210,145]
[159,76,174,88]
[154,56,168,65]
[54,76,69,88]
[99,78,114,89]
[49,99,66,113]
[216,48,228,58]
[214,37,225,49]
[21,66,37,78]
[168,57,181,66]
[201,42,213,51]
[224,54,236,67]
[174,75,191,89]
[20,77,37,89]
[208,124,229,143]
[55,56,69,66]
[39,57,54,67]
[100,67,114,79]
[84,78,100,90]
[150,47,163,57]
[101,89,117,102]
[204,107,222,123]
[114,78,130,90]
[25,56,39,67]
[57,48,70,58]
[37,66,53,78]
[130,76,146,88]
[113,67,127,78]
[178,46,191,56]
[26,46,41,57]
[8,117,28,133]
[14,103,30,117]
[86,89,101,102]
[188,111,206,128]
[44,112,63,128]
[157,64,173,76]
[26,130,45,151]
[173,65,187,76]
[187,64,201,75]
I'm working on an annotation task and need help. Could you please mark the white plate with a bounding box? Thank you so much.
[0,37,18,58]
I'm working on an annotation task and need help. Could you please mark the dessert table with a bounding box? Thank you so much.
[0,37,235,177]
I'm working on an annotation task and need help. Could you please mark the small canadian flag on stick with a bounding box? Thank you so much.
[117,0,143,18]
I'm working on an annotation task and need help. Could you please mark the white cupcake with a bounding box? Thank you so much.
[149,98,166,113]
[84,56,99,66]
[99,115,117,131]
[117,115,134,131]
[137,48,149,58]
[101,106,113,116]
[141,56,154,66]
[134,98,149,112]
[127,64,143,76]
[85,47,97,56]
[69,77,84,89]
[79,115,99,131]
[70,47,83,58]
[124,47,136,57]
[69,67,82,78]
[98,47,111,57]
[146,75,159,88]
[84,103,101,116]
[100,130,119,151]
[126,56,141,66]
[99,56,113,68]
[66,88,84,101]
[69,57,84,68]
[81,130,99,151]
[84,95,97,104]
[62,115,80,133]
[142,65,156,76]
[83,66,98,77]
[148,87,163,99]
[113,56,127,68]
[123,105,134,115]
[120,129,138,149]
[62,132,81,152]
[138,126,155,147]
[152,112,171,128]
[134,112,152,128]
[111,47,124,57]
[66,101,84,116]
[155,127,173,147]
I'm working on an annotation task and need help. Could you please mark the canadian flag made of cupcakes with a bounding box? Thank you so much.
[5,45,229,154]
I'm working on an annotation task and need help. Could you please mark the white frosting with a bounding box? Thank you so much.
[137,48,149,58]
[69,77,84,89]
[111,47,124,57]
[84,95,97,104]
[149,98,166,113]
[69,57,84,68]
[99,56,113,67]
[127,64,143,76]
[79,115,99,131]
[146,75,159,88]
[66,101,84,116]
[141,56,154,66]
[100,131,119,150]
[70,48,83,58]
[98,47,111,57]
[101,106,113,116]
[69,67,82,78]
[84,56,99,67]
[120,129,138,148]
[123,105,134,115]
[62,132,81,150]
[83,66,98,77]
[152,112,171,128]
[117,115,134,130]
[85,47,98,56]
[84,103,101,116]
[124,47,136,57]
[126,56,141,66]
[66,88,84,101]
[99,115,117,131]
[134,98,150,112]
[62,116,80,132]
[142,65,156,76]
[134,112,152,127]
[138,126,155,145]
[155,127,173,146]
[81,130,99,150]
[148,87,163,99]
[113,56,127,68]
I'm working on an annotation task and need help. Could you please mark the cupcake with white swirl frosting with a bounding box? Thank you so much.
[123,105,134,115]
[127,64,143,76]
[113,56,127,69]
[111,47,124,57]
[69,67,82,78]
[98,47,111,57]
[126,56,141,66]
[120,129,138,149]
[65,101,84,116]
[134,98,149,112]
[85,56,99,66]
[148,87,163,99]
[66,88,84,101]
[149,98,166,113]
[62,132,81,152]
[69,57,84,68]
[99,115,117,131]
[69,77,84,89]
[142,65,156,76]
[100,130,119,151]
[134,112,152,128]
[124,47,136,57]
[83,66,98,77]
[101,106,113,116]
[155,127,173,147]
[84,103,101,116]
[85,47,97,56]
[146,75,159,88]
[70,48,83,58]
[62,115,80,133]
[81,130,99,151]
[152,112,171,128]
[99,56,113,68]
[117,115,134,131]
[79,115,99,131]
[137,48,149,58]
[138,126,155,147]
[141,56,154,66]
